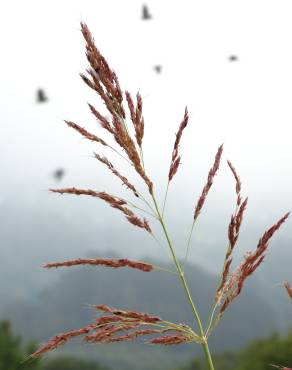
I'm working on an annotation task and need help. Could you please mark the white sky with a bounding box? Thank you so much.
[1,0,292,272]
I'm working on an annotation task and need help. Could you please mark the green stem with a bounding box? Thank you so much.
[205,303,218,338]
[125,199,157,219]
[151,195,215,370]
[162,181,170,217]
[184,219,197,268]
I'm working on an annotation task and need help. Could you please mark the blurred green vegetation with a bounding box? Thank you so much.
[179,331,292,370]
[0,321,107,370]
[0,320,41,370]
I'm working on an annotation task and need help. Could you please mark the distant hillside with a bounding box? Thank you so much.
[0,257,287,370]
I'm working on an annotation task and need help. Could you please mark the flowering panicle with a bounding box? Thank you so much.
[216,161,248,303]
[168,108,189,182]
[217,212,289,317]
[39,21,291,369]
[31,307,200,357]
[44,258,153,272]
[193,144,223,220]
[50,187,152,233]
[79,22,153,194]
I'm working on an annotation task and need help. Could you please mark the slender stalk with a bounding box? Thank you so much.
[151,195,215,370]
[162,181,170,217]
[124,199,158,219]
[139,147,145,170]
[205,303,218,338]
[184,219,197,267]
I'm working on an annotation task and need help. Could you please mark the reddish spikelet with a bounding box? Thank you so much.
[135,94,144,147]
[168,108,189,181]
[84,324,139,343]
[235,197,248,234]
[109,329,162,342]
[218,212,290,315]
[94,305,162,323]
[65,120,108,146]
[125,91,145,148]
[50,188,125,205]
[31,325,95,357]
[95,304,113,313]
[149,335,188,345]
[227,197,248,252]
[94,153,139,197]
[96,316,128,325]
[126,216,152,233]
[112,116,153,193]
[51,187,151,233]
[227,160,241,205]
[193,144,223,220]
[44,258,153,272]
[80,23,125,118]
[284,281,292,299]
[88,103,114,134]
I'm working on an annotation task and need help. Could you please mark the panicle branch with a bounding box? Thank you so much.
[65,120,108,146]
[31,307,200,357]
[217,212,289,318]
[215,161,248,303]
[44,258,153,272]
[31,325,96,358]
[193,144,223,220]
[125,91,145,148]
[94,153,139,197]
[168,108,189,182]
[50,187,152,233]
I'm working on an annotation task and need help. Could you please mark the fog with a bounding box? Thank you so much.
[1,0,292,300]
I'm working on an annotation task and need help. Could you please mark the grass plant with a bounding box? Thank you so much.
[31,23,290,370]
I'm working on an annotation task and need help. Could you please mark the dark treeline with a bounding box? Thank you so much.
[0,321,106,370]
[1,319,292,370]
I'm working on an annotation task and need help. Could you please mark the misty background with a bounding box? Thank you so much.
[1,1,292,369]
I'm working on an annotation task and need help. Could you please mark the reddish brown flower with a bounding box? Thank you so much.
[31,325,95,357]
[168,108,189,182]
[194,144,223,220]
[218,212,290,315]
[44,258,153,272]
[284,281,292,299]
[149,335,188,345]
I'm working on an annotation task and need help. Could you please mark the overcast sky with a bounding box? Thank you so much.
[1,0,292,278]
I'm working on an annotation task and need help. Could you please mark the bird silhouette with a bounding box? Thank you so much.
[52,168,65,182]
[36,88,48,103]
[154,65,162,74]
[229,55,238,62]
[142,4,152,20]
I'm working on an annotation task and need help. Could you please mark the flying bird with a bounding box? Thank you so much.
[229,55,238,62]
[154,65,162,74]
[142,4,152,20]
[36,88,48,103]
[52,168,65,182]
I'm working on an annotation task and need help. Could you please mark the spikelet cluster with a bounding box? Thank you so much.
[31,306,200,357]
